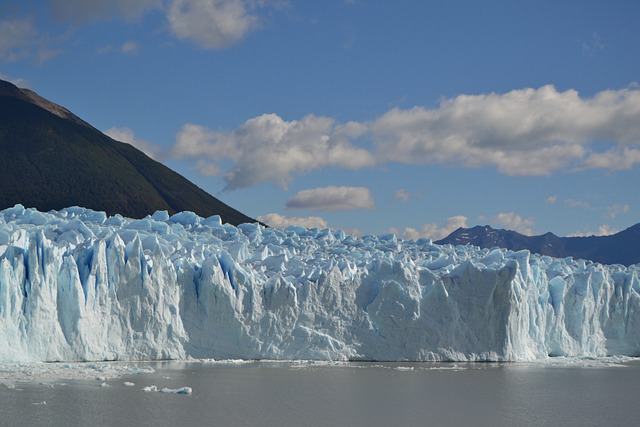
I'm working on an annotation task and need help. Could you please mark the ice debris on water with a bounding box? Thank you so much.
[162,387,192,395]
[1,204,639,362]
[143,385,192,394]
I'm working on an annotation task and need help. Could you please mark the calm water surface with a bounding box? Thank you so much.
[1,360,639,426]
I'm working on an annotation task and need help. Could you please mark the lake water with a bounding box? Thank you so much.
[1,359,639,426]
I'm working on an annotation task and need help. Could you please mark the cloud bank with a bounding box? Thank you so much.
[105,127,165,160]
[372,85,640,175]
[48,0,162,23]
[393,188,411,202]
[257,213,328,229]
[285,186,375,212]
[172,85,640,189]
[0,18,59,62]
[168,0,258,49]
[1,0,271,59]
[172,115,374,190]
[491,212,535,236]
[388,215,469,241]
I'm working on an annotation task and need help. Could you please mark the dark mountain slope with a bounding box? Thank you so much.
[435,224,640,266]
[0,79,255,225]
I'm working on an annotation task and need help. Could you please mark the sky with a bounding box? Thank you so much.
[1,0,639,239]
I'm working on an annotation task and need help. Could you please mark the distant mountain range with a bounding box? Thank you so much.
[0,79,255,225]
[435,223,640,266]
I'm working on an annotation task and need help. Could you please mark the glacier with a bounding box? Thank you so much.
[1,204,639,363]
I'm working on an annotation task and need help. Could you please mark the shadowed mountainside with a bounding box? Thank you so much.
[0,79,256,225]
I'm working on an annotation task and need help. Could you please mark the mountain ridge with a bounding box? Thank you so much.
[435,223,640,266]
[0,79,256,225]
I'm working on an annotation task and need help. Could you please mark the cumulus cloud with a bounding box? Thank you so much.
[105,127,165,160]
[286,186,375,211]
[172,114,375,190]
[172,85,640,189]
[564,198,590,209]
[569,224,619,237]
[545,195,557,205]
[582,148,640,170]
[257,213,328,229]
[257,213,365,236]
[388,215,468,241]
[393,188,411,202]
[167,0,258,49]
[97,41,140,55]
[492,212,535,235]
[372,85,640,176]
[121,41,139,54]
[0,74,29,87]
[0,18,59,62]
[45,0,271,50]
[582,33,605,57]
[606,203,630,219]
[47,0,162,23]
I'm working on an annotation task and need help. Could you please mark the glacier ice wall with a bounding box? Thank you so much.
[1,205,639,362]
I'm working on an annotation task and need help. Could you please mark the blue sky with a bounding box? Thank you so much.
[1,0,639,239]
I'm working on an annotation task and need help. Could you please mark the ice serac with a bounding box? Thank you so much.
[1,205,639,362]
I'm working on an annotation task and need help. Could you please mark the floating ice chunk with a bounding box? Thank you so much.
[141,385,192,394]
[161,387,192,395]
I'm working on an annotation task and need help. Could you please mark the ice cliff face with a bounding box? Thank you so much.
[1,205,639,363]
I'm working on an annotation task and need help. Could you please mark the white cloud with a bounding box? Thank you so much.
[172,114,375,189]
[97,41,140,55]
[121,41,139,54]
[286,186,375,211]
[0,19,36,62]
[257,213,365,236]
[167,0,258,49]
[564,198,590,209]
[582,148,640,170]
[388,215,468,241]
[257,213,328,229]
[606,203,630,219]
[0,74,29,87]
[0,18,59,63]
[582,33,605,57]
[393,188,411,202]
[545,195,557,205]
[569,224,619,237]
[104,127,165,160]
[47,0,162,23]
[342,227,366,237]
[171,86,640,190]
[372,85,640,176]
[491,212,535,235]
[46,0,273,50]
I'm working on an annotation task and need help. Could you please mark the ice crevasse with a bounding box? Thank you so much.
[0,204,639,363]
